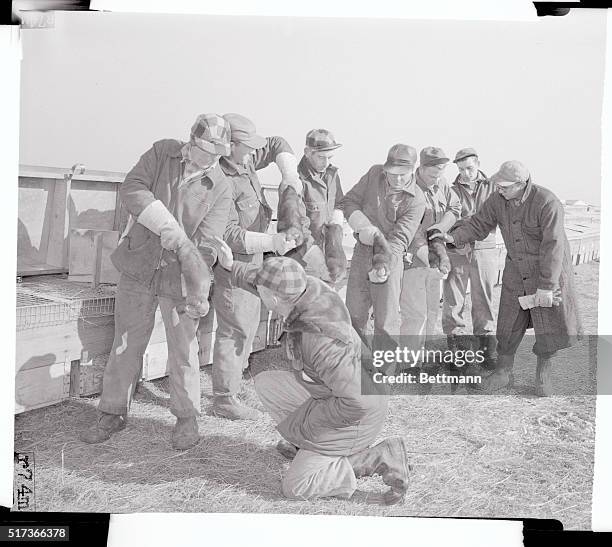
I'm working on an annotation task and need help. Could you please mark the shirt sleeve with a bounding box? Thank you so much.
[118,142,161,216]
[333,171,345,208]
[192,181,233,269]
[229,261,261,296]
[252,136,294,171]
[221,195,249,253]
[451,194,499,246]
[338,169,370,220]
[386,191,427,257]
[445,184,462,218]
[537,199,565,290]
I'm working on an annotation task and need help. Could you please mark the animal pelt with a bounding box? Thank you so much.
[321,223,348,284]
[427,228,451,274]
[176,239,211,318]
[277,184,310,247]
[370,229,393,279]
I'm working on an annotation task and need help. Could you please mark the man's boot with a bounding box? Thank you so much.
[535,354,554,397]
[212,395,262,421]
[172,416,200,450]
[478,335,498,371]
[276,439,298,460]
[472,353,514,392]
[347,437,411,505]
[80,412,126,444]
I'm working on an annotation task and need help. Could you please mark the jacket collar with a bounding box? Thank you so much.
[219,155,251,176]
[379,168,417,198]
[416,168,443,195]
[453,170,489,189]
[298,155,335,188]
[169,140,226,186]
[284,276,353,345]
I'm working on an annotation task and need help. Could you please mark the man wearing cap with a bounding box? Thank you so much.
[442,160,582,396]
[442,148,498,365]
[400,147,461,353]
[210,113,302,421]
[212,240,410,503]
[340,144,426,347]
[298,129,344,242]
[81,114,233,449]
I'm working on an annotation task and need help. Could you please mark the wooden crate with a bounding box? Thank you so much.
[68,229,120,284]
[15,360,71,414]
[69,352,108,397]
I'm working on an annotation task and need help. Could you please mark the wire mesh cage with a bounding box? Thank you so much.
[16,276,117,331]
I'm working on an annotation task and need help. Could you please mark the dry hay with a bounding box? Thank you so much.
[13,263,599,528]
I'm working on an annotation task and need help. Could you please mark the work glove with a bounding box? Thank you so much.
[329,209,345,226]
[358,226,379,246]
[368,267,389,284]
[244,231,297,255]
[534,288,554,308]
[137,200,189,251]
[211,236,234,271]
[275,152,303,194]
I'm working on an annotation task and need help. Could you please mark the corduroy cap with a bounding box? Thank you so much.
[255,257,307,297]
[383,144,417,175]
[190,113,232,156]
[420,146,450,167]
[490,160,530,187]
[223,113,267,149]
[305,129,342,151]
[453,147,479,163]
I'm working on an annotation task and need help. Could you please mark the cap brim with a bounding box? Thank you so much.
[383,162,414,175]
[311,143,342,152]
[453,154,477,164]
[238,133,267,149]
[490,173,516,187]
[191,138,230,157]
[422,158,450,167]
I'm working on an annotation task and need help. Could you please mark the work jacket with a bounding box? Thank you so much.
[451,180,582,353]
[231,262,388,457]
[450,170,496,250]
[340,165,426,261]
[111,139,232,297]
[298,156,344,244]
[406,170,461,268]
[219,136,293,264]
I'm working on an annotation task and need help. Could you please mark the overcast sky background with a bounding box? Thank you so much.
[18,10,606,204]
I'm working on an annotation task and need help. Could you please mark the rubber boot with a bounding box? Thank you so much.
[172,416,200,450]
[535,354,553,397]
[478,334,498,371]
[80,412,126,444]
[347,437,411,505]
[212,395,262,421]
[472,353,514,392]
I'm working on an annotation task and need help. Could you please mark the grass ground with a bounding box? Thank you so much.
[13,262,599,529]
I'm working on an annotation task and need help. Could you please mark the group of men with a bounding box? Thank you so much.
[80,112,581,504]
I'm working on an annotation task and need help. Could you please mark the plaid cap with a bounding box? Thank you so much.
[255,257,307,297]
[383,144,417,174]
[190,113,231,156]
[420,146,450,167]
[453,147,479,163]
[490,160,530,187]
[305,129,342,151]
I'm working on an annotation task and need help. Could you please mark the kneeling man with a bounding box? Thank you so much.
[213,238,410,503]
